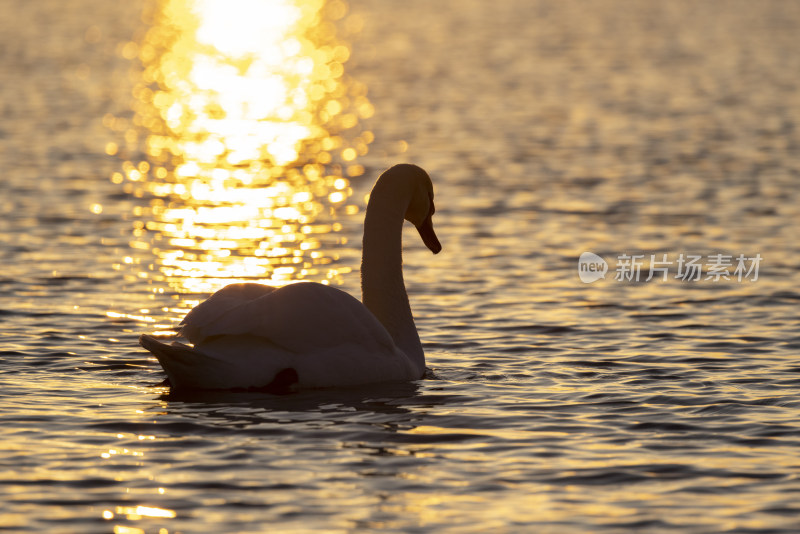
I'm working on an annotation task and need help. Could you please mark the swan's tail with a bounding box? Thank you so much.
[140,334,212,389]
[140,334,194,361]
[140,334,297,392]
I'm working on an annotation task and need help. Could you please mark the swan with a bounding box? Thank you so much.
[139,164,441,391]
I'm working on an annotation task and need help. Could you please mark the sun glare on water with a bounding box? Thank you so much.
[109,0,373,296]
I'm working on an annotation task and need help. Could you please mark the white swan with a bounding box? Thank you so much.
[140,164,441,391]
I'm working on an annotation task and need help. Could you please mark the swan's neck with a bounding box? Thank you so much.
[361,187,424,374]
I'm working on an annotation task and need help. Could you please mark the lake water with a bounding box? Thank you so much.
[2,0,800,532]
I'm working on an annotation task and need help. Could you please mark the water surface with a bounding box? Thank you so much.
[2,0,800,532]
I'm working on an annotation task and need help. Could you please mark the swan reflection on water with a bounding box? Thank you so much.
[157,375,428,411]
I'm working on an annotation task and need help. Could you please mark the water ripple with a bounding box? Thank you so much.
[1,0,800,531]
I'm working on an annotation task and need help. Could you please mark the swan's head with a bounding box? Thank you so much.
[388,164,441,254]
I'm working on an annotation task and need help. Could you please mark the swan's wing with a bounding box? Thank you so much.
[180,283,276,343]
[185,282,395,353]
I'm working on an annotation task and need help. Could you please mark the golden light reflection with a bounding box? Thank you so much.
[115,505,176,519]
[112,0,372,294]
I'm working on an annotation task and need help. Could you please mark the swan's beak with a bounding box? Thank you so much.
[416,211,441,254]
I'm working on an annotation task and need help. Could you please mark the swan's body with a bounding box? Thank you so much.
[140,164,441,390]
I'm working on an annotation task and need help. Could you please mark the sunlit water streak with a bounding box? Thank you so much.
[1,0,800,532]
[110,0,373,298]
